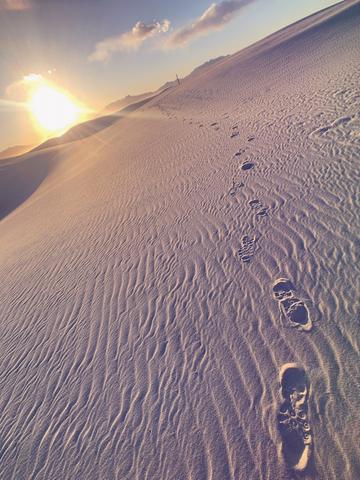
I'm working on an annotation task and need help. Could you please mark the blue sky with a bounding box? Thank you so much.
[0,0,340,149]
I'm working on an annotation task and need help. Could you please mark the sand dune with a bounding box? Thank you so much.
[0,1,359,479]
[32,90,167,153]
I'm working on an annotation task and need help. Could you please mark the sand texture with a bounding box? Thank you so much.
[0,1,359,479]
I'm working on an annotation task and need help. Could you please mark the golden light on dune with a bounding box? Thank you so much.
[29,85,81,133]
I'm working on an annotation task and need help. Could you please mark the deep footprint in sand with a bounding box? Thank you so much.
[272,278,312,331]
[278,364,313,472]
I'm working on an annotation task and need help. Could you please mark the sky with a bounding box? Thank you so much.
[0,0,341,150]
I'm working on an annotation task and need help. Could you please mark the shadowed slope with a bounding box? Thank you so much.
[0,144,33,160]
[0,149,59,221]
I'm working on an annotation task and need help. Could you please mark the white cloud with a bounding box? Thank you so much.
[5,73,43,101]
[168,0,254,47]
[0,0,32,10]
[89,19,171,62]
[23,73,42,83]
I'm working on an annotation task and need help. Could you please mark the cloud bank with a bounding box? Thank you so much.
[168,0,253,47]
[89,19,171,62]
[0,0,32,10]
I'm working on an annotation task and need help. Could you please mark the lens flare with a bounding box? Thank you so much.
[29,85,81,133]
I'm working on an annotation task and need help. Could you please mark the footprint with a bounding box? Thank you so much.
[332,115,351,127]
[278,364,312,472]
[231,131,239,138]
[238,235,256,263]
[241,162,255,171]
[256,207,268,217]
[272,278,312,331]
[314,125,331,135]
[229,180,244,196]
[247,136,255,142]
[272,278,295,300]
[309,114,354,139]
[249,199,269,218]
[210,122,218,127]
[249,199,261,209]
[234,147,247,158]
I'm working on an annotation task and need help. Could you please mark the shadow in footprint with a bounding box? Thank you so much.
[234,148,246,157]
[256,207,268,217]
[241,162,255,171]
[273,278,295,299]
[278,364,313,472]
[249,199,269,218]
[281,299,311,328]
[249,199,261,209]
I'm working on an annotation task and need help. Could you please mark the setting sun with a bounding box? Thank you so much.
[29,85,81,133]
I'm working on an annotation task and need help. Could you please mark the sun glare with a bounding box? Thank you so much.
[28,85,81,133]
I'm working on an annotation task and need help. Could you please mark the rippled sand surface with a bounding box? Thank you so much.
[0,2,359,479]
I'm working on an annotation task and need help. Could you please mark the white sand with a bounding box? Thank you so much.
[0,1,359,479]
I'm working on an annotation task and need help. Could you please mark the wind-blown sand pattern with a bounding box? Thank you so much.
[0,1,360,479]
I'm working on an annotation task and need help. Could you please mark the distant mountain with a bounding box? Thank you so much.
[104,80,179,114]
[0,144,33,160]
[104,91,154,114]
